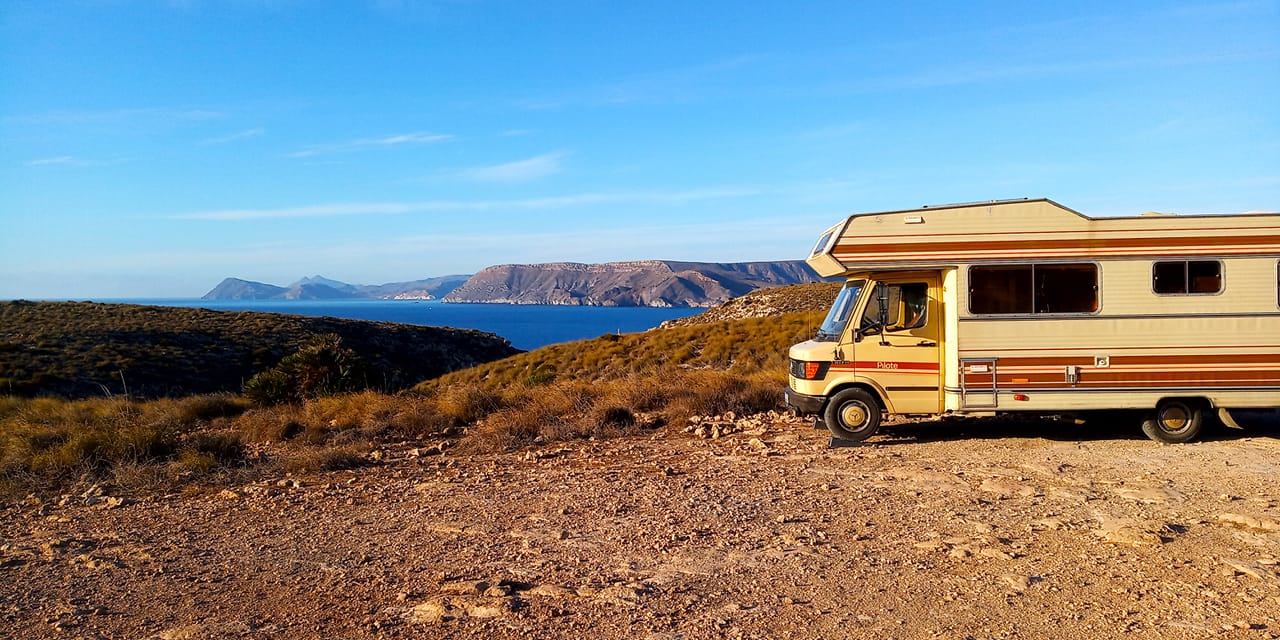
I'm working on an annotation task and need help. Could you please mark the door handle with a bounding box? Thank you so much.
[917,341,937,347]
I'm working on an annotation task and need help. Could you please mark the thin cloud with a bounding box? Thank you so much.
[456,152,565,183]
[171,187,761,221]
[26,156,78,167]
[4,107,223,127]
[288,131,454,158]
[201,127,265,145]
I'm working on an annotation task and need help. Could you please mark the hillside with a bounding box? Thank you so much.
[0,301,519,399]
[657,281,841,328]
[441,260,823,307]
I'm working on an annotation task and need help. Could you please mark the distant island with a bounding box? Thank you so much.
[202,274,471,301]
[203,260,825,308]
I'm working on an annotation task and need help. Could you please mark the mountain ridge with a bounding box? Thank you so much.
[202,260,825,307]
[441,259,824,307]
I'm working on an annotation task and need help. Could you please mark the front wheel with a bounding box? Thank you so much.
[823,388,882,442]
[1141,399,1204,444]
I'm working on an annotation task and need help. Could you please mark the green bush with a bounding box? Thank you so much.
[244,335,367,405]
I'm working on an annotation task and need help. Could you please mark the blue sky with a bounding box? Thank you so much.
[1,0,1277,298]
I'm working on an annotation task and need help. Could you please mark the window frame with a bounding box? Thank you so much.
[967,262,1100,316]
[863,281,930,333]
[1151,259,1224,296]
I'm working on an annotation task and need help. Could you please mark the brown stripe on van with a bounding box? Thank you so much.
[834,233,1280,257]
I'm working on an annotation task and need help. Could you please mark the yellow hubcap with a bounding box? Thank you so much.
[1161,407,1188,429]
[841,403,867,427]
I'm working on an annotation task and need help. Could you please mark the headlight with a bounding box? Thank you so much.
[789,359,829,380]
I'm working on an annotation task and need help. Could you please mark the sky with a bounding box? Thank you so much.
[1,0,1278,298]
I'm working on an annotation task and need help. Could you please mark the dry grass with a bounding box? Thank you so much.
[1,307,810,497]
[0,395,250,496]
[417,311,814,392]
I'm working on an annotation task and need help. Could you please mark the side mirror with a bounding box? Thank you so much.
[877,285,890,346]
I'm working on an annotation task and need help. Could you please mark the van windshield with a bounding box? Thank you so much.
[814,280,864,342]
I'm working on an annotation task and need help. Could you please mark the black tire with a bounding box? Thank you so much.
[823,388,882,442]
[1141,399,1204,444]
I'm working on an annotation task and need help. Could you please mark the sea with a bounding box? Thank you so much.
[106,299,703,351]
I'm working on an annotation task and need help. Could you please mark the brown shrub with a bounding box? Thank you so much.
[661,371,783,424]
[231,406,304,443]
[384,397,454,440]
[432,384,507,426]
[174,394,250,424]
[282,446,368,474]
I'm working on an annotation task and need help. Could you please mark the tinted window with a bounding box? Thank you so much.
[970,264,1097,315]
[1035,264,1099,313]
[969,266,1032,314]
[1153,260,1222,294]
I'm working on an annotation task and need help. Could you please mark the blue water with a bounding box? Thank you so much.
[105,299,702,351]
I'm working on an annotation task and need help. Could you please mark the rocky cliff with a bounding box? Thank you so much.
[440,260,823,307]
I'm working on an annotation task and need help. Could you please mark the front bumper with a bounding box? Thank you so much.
[784,386,826,415]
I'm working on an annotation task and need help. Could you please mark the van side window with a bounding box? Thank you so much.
[863,282,928,331]
[1153,260,1222,294]
[969,264,1098,315]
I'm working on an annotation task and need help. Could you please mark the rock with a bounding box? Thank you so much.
[525,584,575,598]
[98,496,128,509]
[914,540,948,552]
[981,548,1015,561]
[1116,487,1186,504]
[1093,517,1171,546]
[1029,518,1067,531]
[1217,513,1280,532]
[465,600,511,618]
[1222,558,1276,581]
[406,600,453,624]
[439,580,488,595]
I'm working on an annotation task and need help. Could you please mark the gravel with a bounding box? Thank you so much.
[3,413,1279,639]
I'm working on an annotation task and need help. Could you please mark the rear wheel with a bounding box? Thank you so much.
[823,388,882,442]
[1141,399,1204,444]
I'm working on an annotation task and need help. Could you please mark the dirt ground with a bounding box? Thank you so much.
[3,412,1279,640]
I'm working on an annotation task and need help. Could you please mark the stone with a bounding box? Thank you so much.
[526,584,575,598]
[1218,513,1280,532]
[407,601,453,624]
[1222,558,1276,581]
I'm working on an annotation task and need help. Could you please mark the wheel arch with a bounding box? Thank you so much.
[824,381,891,415]
[1155,395,1212,411]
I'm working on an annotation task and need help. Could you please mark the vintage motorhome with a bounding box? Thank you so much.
[784,198,1280,443]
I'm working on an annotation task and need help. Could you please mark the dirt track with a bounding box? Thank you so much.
[3,413,1279,639]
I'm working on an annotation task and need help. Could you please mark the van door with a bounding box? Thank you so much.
[853,273,943,414]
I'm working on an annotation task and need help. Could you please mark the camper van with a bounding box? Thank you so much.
[784,198,1280,443]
